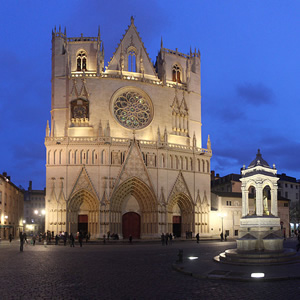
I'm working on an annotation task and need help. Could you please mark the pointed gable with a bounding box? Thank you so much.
[112,140,155,193]
[168,171,193,202]
[68,166,99,201]
[107,17,157,76]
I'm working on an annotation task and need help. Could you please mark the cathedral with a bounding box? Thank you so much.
[45,17,212,239]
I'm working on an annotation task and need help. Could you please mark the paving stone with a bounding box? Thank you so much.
[0,240,299,299]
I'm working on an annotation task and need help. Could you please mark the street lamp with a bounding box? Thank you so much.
[218,212,227,240]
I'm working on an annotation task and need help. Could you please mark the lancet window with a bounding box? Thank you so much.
[76,50,87,71]
[128,50,136,72]
[172,64,181,83]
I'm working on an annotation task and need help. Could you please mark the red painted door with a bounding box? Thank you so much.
[122,212,140,239]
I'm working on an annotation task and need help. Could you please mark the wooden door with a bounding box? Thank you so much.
[122,212,140,239]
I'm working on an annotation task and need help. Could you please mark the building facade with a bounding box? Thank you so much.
[45,18,212,239]
[0,172,24,239]
[24,181,46,235]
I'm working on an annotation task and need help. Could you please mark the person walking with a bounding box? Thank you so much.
[32,235,36,246]
[55,234,59,245]
[161,233,165,246]
[70,233,75,247]
[129,235,132,244]
[220,232,224,241]
[19,232,24,252]
[63,234,67,246]
[79,232,83,247]
[165,233,169,246]
[24,232,28,244]
[169,233,173,245]
[196,233,200,243]
[9,233,13,243]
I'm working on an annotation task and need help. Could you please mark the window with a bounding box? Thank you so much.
[77,51,87,71]
[128,50,136,72]
[285,183,288,188]
[225,230,229,237]
[172,64,181,83]
[226,201,231,206]
[234,230,238,236]
[296,193,298,199]
[284,203,288,207]
[291,184,293,188]
[285,192,288,198]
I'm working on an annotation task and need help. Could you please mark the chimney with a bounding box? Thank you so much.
[29,181,32,191]
[3,172,7,177]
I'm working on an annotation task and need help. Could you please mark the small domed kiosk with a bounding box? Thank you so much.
[215,150,298,265]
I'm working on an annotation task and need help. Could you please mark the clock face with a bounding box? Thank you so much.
[73,105,87,118]
[113,91,153,130]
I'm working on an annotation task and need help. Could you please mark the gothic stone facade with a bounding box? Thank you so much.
[45,18,212,239]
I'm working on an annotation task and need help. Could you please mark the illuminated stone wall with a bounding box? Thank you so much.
[45,19,211,238]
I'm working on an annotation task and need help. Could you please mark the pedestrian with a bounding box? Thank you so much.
[220,232,224,241]
[55,234,59,245]
[24,232,28,244]
[129,235,132,244]
[165,233,169,246]
[196,233,200,243]
[103,234,106,244]
[19,232,24,252]
[161,233,165,246]
[32,235,36,246]
[169,233,173,245]
[63,234,67,246]
[9,233,13,243]
[79,232,83,247]
[70,233,75,247]
[107,231,110,241]
[225,233,227,241]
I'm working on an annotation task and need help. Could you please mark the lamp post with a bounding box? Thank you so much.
[218,212,227,241]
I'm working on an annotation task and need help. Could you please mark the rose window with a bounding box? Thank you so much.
[113,91,153,129]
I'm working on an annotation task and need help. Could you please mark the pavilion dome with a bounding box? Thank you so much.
[248,149,270,168]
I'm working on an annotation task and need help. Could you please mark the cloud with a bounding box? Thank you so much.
[236,82,274,105]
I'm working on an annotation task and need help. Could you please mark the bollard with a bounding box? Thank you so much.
[177,249,183,263]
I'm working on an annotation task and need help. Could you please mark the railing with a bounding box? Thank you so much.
[70,71,187,90]
[45,136,211,155]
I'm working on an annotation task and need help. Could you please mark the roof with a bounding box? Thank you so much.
[248,149,270,168]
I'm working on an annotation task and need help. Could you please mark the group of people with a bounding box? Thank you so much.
[161,233,173,245]
[18,230,91,251]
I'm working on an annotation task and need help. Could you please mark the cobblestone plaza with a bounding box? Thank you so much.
[0,239,299,299]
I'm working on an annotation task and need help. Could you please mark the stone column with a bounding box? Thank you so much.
[256,182,263,216]
[271,187,278,216]
[241,185,249,217]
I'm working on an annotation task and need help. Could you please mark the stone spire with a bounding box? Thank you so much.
[207,135,211,151]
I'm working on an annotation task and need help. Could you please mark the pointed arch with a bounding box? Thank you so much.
[110,176,157,237]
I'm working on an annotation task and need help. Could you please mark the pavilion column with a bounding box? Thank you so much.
[271,187,278,216]
[241,185,249,217]
[256,183,263,216]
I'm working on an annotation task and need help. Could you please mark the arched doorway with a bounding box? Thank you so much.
[167,193,194,237]
[68,189,99,238]
[110,177,157,238]
[122,212,141,238]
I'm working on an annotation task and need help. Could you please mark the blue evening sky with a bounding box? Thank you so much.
[0,0,299,189]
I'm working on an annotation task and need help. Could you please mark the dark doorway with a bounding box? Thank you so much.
[173,216,181,237]
[78,215,88,234]
[122,212,140,239]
